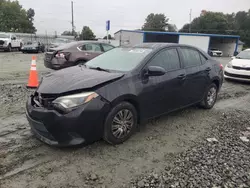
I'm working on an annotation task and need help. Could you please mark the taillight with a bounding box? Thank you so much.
[55,52,71,60]
[55,52,65,58]
[220,64,223,70]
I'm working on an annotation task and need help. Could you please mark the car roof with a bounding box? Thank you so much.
[68,41,115,47]
[134,43,203,50]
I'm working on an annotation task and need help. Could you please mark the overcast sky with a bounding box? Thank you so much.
[19,0,250,37]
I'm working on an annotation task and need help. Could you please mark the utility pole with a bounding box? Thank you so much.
[71,1,75,36]
[189,9,192,33]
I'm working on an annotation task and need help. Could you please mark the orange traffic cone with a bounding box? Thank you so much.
[27,56,39,88]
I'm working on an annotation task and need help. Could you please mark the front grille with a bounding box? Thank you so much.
[225,71,250,79]
[0,40,4,45]
[232,66,250,71]
[33,93,57,108]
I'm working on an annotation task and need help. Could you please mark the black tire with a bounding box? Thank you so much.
[19,43,23,51]
[103,102,138,145]
[200,83,218,109]
[8,44,12,52]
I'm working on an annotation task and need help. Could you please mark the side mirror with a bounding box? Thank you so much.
[146,66,166,77]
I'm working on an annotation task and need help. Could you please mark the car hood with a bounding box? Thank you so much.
[231,59,250,67]
[37,66,124,94]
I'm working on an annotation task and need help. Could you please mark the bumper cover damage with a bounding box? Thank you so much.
[26,95,110,146]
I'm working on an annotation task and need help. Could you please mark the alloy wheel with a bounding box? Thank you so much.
[207,87,217,106]
[111,109,134,139]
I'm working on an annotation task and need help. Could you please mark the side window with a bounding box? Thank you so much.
[148,48,180,71]
[80,44,102,52]
[181,48,201,67]
[102,44,114,52]
[200,54,207,64]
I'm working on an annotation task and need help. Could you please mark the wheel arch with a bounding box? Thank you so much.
[110,94,141,124]
[211,77,220,90]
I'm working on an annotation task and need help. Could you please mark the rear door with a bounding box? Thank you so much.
[139,47,185,118]
[79,43,103,61]
[178,47,208,105]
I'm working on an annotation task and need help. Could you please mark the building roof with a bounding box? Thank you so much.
[114,29,240,39]
[238,40,244,45]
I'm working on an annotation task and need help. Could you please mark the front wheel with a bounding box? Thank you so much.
[200,83,218,109]
[19,43,23,51]
[8,44,12,52]
[103,102,137,145]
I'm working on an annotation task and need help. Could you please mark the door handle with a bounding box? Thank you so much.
[205,67,211,72]
[177,74,186,80]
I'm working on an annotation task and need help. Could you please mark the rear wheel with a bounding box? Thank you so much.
[103,102,137,145]
[200,83,218,109]
[18,43,23,51]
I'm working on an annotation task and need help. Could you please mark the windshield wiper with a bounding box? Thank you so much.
[89,66,110,72]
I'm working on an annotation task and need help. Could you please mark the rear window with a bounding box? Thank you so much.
[181,48,202,67]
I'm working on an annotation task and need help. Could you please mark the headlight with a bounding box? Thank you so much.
[52,92,99,111]
[227,61,232,68]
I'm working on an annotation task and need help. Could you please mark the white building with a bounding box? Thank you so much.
[114,30,241,57]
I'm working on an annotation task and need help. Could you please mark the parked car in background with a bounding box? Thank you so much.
[44,41,115,70]
[0,33,23,52]
[224,50,250,81]
[21,41,45,53]
[209,48,223,57]
[27,43,223,146]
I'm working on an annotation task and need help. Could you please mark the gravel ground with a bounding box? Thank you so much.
[1,53,250,188]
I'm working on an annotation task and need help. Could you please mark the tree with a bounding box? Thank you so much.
[103,34,113,39]
[142,13,169,31]
[180,11,229,34]
[0,0,36,33]
[167,24,177,32]
[61,30,77,37]
[79,26,96,40]
[179,10,250,47]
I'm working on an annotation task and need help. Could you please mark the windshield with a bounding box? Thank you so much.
[0,33,10,38]
[86,47,152,72]
[236,51,250,60]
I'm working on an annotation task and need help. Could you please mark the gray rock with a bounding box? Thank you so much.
[90,174,98,181]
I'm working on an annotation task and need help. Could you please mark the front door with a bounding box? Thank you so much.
[138,48,185,119]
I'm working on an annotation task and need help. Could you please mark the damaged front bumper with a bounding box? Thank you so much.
[26,94,110,147]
